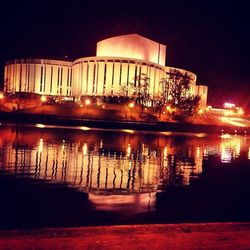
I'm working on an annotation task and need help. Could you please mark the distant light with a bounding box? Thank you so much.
[224,102,235,109]
[41,95,47,102]
[80,126,90,131]
[0,92,4,100]
[85,99,91,105]
[122,129,135,134]
[195,133,206,138]
[35,123,45,128]
[220,134,231,139]
[102,105,105,109]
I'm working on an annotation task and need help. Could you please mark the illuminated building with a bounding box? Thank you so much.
[4,59,72,96]
[4,34,207,106]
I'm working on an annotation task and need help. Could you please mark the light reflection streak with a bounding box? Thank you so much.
[127,144,131,157]
[38,139,43,153]
[83,143,88,155]
[35,124,46,128]
[163,146,168,160]
[220,136,241,163]
[80,126,91,131]
[122,129,135,134]
[220,117,248,127]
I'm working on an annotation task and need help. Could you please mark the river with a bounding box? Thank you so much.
[0,123,250,229]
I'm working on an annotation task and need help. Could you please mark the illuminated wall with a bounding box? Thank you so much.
[195,85,208,108]
[72,57,166,97]
[4,59,72,96]
[96,34,166,66]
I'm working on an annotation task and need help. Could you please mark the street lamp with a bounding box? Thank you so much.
[128,102,134,108]
[85,99,91,116]
[128,102,134,119]
[198,109,204,115]
[41,95,47,114]
[166,106,172,113]
[85,99,91,106]
[41,95,47,103]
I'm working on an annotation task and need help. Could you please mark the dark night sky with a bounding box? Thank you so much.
[1,0,249,110]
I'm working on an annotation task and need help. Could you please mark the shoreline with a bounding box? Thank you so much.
[0,223,250,249]
[0,111,249,135]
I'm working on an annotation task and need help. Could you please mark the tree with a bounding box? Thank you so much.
[131,73,151,116]
[159,69,200,117]
[119,73,151,117]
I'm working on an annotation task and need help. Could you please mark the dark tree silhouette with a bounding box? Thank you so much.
[159,69,200,117]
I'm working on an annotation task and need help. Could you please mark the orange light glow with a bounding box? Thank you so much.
[237,108,244,116]
[35,124,46,128]
[128,102,134,108]
[41,95,47,102]
[166,106,171,112]
[122,129,135,134]
[85,99,91,105]
[80,126,90,131]
[0,92,4,100]
[198,109,204,115]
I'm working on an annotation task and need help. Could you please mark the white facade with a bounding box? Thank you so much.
[72,57,166,97]
[4,59,72,96]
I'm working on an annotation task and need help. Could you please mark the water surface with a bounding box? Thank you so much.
[0,124,250,229]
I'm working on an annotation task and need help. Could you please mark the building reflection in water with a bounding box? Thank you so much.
[0,125,249,214]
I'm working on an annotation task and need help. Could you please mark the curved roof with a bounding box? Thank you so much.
[96,34,166,66]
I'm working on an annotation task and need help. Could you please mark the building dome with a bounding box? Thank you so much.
[96,34,166,66]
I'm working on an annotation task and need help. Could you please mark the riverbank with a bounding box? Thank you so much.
[0,223,250,249]
[0,111,250,135]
